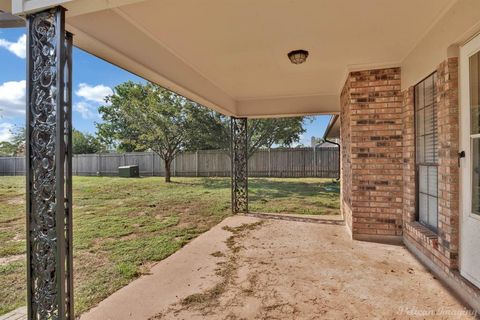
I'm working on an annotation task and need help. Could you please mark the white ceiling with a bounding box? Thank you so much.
[117,0,454,99]
[30,0,459,116]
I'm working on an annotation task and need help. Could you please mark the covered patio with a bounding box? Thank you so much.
[1,0,480,318]
[80,215,471,319]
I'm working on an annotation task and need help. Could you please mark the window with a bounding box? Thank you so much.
[415,73,438,231]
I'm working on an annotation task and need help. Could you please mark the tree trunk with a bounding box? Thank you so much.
[165,158,172,183]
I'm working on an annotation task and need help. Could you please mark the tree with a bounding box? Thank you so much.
[0,141,18,156]
[97,82,193,182]
[72,129,105,154]
[0,127,25,156]
[185,103,308,158]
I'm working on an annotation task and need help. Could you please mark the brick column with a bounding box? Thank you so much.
[340,67,403,243]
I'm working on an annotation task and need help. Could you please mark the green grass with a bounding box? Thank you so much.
[0,176,339,315]
[250,178,340,215]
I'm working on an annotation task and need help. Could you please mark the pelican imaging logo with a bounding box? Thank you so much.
[397,306,477,318]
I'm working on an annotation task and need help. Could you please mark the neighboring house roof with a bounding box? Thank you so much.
[323,115,340,140]
[316,141,338,148]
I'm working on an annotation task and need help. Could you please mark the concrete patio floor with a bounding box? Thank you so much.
[79,215,475,319]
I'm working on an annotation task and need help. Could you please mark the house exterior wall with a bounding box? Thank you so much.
[401,0,480,90]
[340,67,403,243]
[340,77,353,233]
[403,58,460,270]
[403,57,480,310]
[341,61,480,312]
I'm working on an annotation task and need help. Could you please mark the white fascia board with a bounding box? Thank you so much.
[12,0,146,15]
[12,0,72,14]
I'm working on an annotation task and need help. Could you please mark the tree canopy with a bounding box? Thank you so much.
[185,103,308,158]
[0,127,25,156]
[97,81,309,181]
[0,141,18,156]
[97,82,194,182]
[72,129,105,154]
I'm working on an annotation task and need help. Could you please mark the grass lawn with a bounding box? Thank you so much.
[0,176,339,315]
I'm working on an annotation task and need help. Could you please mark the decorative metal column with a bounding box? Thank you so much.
[231,117,248,213]
[26,7,74,320]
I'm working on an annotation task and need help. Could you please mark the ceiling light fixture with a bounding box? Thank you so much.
[288,49,309,64]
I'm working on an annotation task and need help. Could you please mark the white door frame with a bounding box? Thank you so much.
[459,33,480,289]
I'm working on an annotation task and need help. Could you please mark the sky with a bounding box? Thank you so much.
[0,27,330,146]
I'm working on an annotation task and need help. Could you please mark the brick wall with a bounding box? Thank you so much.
[340,76,353,232]
[402,58,480,310]
[403,58,460,271]
[340,67,403,241]
[339,62,480,311]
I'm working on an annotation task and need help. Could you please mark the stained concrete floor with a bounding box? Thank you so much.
[80,215,476,320]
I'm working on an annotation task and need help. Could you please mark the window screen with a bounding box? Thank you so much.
[415,73,438,231]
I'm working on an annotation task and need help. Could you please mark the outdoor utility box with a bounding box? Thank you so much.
[118,165,139,178]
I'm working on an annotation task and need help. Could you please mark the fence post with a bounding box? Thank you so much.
[151,153,154,176]
[268,148,271,177]
[195,150,199,177]
[13,157,16,176]
[313,146,317,177]
[97,154,101,176]
[173,156,177,177]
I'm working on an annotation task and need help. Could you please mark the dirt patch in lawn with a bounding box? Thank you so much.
[5,196,24,205]
[0,254,23,266]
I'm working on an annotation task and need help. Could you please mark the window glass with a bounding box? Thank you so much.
[415,73,438,231]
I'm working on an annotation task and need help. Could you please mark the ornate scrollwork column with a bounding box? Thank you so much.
[26,7,73,319]
[231,117,248,213]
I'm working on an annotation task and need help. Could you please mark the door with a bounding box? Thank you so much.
[460,34,480,288]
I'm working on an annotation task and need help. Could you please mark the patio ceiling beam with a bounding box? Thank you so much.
[26,6,74,319]
[236,94,339,118]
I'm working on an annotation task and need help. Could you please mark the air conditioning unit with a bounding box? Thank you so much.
[118,165,139,178]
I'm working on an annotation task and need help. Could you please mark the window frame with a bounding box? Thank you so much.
[414,71,439,233]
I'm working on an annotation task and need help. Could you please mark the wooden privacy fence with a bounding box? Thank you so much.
[0,147,339,178]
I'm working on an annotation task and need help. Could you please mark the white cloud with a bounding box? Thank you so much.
[75,83,112,103]
[0,123,14,142]
[0,80,26,117]
[74,83,111,119]
[74,101,97,119]
[0,34,26,59]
